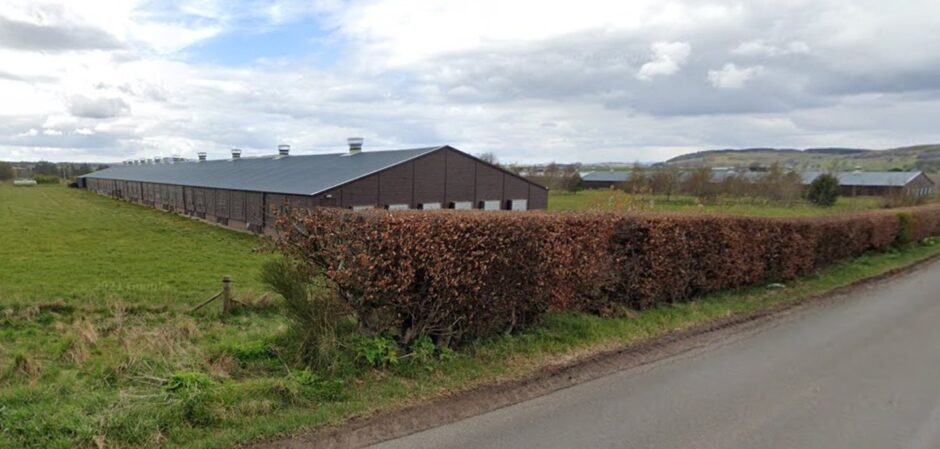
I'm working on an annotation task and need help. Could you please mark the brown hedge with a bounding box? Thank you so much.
[274,210,617,345]
[274,205,940,345]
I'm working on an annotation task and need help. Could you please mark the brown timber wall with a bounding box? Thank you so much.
[316,148,548,211]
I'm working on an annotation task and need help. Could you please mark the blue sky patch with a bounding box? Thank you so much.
[188,17,341,67]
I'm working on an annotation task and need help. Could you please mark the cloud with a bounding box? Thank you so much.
[637,41,692,81]
[0,15,121,52]
[0,70,56,83]
[731,39,809,57]
[707,63,764,89]
[130,21,223,55]
[3,0,940,164]
[67,95,131,119]
[0,70,28,81]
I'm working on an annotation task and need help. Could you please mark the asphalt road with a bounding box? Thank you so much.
[371,261,940,449]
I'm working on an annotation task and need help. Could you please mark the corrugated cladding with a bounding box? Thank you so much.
[801,171,926,187]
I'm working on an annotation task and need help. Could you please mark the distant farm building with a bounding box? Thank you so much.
[579,168,935,198]
[802,171,935,198]
[580,171,631,189]
[80,141,548,233]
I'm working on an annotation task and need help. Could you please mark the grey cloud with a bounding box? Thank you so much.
[410,32,826,117]
[136,70,445,156]
[407,31,939,119]
[0,70,26,81]
[806,70,940,97]
[0,70,57,83]
[67,96,131,119]
[0,16,122,52]
[388,0,940,120]
[0,123,130,153]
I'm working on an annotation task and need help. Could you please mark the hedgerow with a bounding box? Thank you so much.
[273,205,940,347]
[32,175,60,184]
[274,210,615,346]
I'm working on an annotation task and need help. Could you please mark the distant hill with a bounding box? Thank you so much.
[665,145,940,172]
[803,148,871,156]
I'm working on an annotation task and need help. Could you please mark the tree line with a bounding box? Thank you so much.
[619,164,805,202]
[0,161,106,181]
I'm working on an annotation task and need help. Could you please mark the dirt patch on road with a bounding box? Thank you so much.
[247,253,940,449]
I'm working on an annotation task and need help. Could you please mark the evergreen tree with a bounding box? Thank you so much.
[0,161,13,180]
[808,173,840,207]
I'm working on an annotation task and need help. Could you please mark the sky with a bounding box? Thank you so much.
[1,0,940,164]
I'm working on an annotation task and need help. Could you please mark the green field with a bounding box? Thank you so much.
[4,185,940,449]
[0,185,270,308]
[549,189,885,216]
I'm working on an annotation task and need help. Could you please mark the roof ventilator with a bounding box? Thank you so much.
[347,137,364,155]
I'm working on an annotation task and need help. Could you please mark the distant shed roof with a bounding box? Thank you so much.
[81,146,444,196]
[801,171,927,187]
[709,170,765,182]
[581,171,631,183]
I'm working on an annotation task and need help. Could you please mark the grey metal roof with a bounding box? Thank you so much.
[581,171,632,182]
[709,170,767,182]
[81,146,444,195]
[582,169,766,184]
[801,171,925,187]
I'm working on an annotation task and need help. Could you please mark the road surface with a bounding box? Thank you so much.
[371,260,940,449]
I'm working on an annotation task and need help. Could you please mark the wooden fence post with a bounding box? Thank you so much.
[222,276,232,315]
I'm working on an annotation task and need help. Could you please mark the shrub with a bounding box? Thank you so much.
[407,336,437,365]
[273,205,940,347]
[260,257,348,370]
[0,161,12,181]
[353,336,400,367]
[807,174,840,206]
[562,173,583,192]
[897,212,914,245]
[32,175,60,185]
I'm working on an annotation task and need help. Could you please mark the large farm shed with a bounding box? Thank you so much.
[580,171,632,189]
[801,171,935,197]
[80,143,548,233]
